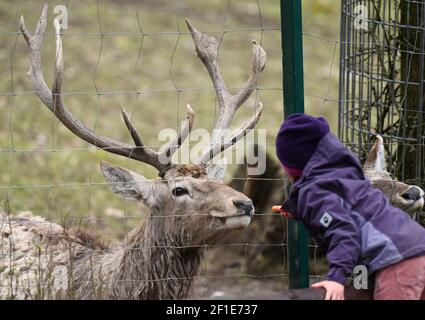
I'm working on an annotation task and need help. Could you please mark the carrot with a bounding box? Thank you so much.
[272,205,282,213]
[272,205,291,217]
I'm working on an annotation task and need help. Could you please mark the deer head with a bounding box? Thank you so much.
[20,4,266,246]
[363,135,424,215]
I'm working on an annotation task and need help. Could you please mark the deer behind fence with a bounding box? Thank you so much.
[0,4,266,300]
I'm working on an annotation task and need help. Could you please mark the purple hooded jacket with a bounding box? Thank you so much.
[281,132,425,285]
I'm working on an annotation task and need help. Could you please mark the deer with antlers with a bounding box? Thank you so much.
[0,4,266,299]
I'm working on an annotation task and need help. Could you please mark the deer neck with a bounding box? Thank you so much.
[113,209,203,299]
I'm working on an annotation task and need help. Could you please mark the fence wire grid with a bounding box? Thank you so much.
[0,0,340,299]
[340,0,425,184]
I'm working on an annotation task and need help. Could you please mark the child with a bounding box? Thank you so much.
[275,113,425,300]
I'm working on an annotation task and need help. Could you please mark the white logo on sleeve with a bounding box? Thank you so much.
[320,212,333,228]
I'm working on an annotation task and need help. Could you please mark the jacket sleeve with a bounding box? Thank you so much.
[299,184,362,285]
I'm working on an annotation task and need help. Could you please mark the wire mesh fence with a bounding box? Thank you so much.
[0,0,341,299]
[339,0,425,226]
[340,0,425,184]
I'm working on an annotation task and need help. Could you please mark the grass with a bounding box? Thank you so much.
[0,0,340,237]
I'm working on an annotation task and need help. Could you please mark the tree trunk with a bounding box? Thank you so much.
[397,0,425,184]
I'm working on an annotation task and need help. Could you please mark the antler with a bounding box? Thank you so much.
[20,4,194,176]
[185,19,266,164]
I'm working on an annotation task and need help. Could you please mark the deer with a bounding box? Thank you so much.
[0,4,266,299]
[363,135,424,216]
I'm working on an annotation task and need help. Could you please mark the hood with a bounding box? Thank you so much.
[293,133,366,189]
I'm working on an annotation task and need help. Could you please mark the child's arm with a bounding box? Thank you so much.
[300,185,362,287]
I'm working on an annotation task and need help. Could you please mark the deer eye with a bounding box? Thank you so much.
[172,187,189,197]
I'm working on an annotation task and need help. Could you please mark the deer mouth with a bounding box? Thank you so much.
[211,213,251,219]
[406,197,424,211]
[209,212,252,229]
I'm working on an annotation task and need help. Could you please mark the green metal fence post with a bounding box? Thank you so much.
[280,0,310,289]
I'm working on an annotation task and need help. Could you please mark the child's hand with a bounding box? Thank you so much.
[311,280,345,300]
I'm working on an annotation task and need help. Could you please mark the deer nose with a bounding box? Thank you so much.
[233,200,254,216]
[401,187,423,201]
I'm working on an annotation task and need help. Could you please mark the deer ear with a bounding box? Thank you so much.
[207,157,227,181]
[363,135,387,172]
[100,161,155,205]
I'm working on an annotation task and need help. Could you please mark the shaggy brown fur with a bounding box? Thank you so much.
[0,164,253,300]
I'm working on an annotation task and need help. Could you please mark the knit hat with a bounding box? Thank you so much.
[275,113,330,175]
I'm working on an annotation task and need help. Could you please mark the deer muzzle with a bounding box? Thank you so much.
[401,186,424,202]
[232,200,254,216]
